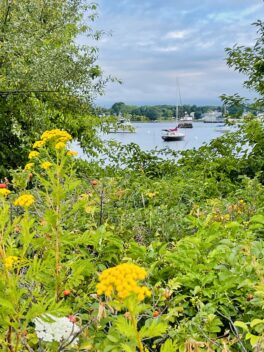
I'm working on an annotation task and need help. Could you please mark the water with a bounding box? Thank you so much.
[74,121,232,160]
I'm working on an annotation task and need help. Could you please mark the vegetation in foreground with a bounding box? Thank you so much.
[0,120,263,351]
[0,1,263,351]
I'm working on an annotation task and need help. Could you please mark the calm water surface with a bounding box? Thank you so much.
[75,122,231,160]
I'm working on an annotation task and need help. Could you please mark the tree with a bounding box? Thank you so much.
[0,0,107,176]
[221,20,264,108]
[111,102,126,115]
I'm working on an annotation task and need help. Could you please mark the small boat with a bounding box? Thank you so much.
[178,113,193,128]
[162,127,185,141]
[162,79,186,141]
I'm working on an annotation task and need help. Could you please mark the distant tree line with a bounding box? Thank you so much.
[96,102,224,121]
[95,102,261,121]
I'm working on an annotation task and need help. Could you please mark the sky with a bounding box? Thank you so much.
[90,0,264,107]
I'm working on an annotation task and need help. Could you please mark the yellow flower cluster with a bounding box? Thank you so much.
[4,256,18,269]
[67,150,78,156]
[14,194,35,207]
[41,161,52,170]
[0,189,11,197]
[41,129,72,143]
[33,129,72,149]
[28,151,39,159]
[97,263,151,301]
[24,163,34,170]
[55,142,66,150]
[33,140,45,149]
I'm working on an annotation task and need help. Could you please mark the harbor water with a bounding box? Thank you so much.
[74,121,233,160]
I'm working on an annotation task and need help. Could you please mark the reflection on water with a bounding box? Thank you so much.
[74,122,234,160]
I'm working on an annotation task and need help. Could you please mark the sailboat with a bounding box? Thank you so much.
[161,84,185,141]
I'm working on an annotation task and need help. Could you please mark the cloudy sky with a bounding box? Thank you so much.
[91,0,263,107]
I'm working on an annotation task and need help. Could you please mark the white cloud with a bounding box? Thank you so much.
[93,0,261,105]
[164,30,189,39]
[155,45,179,52]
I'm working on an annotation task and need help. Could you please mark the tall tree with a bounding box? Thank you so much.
[0,0,106,175]
[221,20,264,108]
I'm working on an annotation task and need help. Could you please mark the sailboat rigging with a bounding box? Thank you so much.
[161,81,185,141]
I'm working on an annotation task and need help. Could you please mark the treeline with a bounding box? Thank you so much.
[96,102,223,120]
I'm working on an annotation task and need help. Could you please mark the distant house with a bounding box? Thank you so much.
[202,110,224,123]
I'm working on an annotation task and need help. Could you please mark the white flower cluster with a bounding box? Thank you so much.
[34,314,80,346]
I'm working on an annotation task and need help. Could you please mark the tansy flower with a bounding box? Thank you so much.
[41,161,52,170]
[24,163,34,170]
[14,194,35,207]
[28,151,40,159]
[33,140,45,149]
[55,142,66,150]
[4,256,18,269]
[41,129,72,143]
[96,263,151,301]
[67,150,78,156]
[0,189,11,197]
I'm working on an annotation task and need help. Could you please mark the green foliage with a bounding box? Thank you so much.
[221,20,264,109]
[0,123,263,351]
[0,0,109,176]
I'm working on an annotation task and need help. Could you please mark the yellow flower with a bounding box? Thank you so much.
[67,150,78,156]
[97,263,151,301]
[4,256,18,269]
[24,163,34,170]
[28,151,39,159]
[33,140,45,149]
[85,205,97,214]
[41,129,72,143]
[14,194,35,207]
[41,161,52,170]
[145,192,158,198]
[0,189,11,197]
[55,142,66,150]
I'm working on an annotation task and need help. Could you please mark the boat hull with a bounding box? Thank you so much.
[178,122,193,128]
[162,135,185,141]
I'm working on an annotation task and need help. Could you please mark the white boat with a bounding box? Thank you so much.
[162,127,185,141]
[162,82,185,141]
[178,112,193,128]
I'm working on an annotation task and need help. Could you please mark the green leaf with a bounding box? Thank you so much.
[107,335,119,343]
[140,319,168,338]
[160,339,176,352]
[250,214,264,225]
[0,298,15,313]
[120,344,135,352]
[115,316,136,339]
[234,321,249,332]
[250,319,264,328]
[245,332,261,347]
